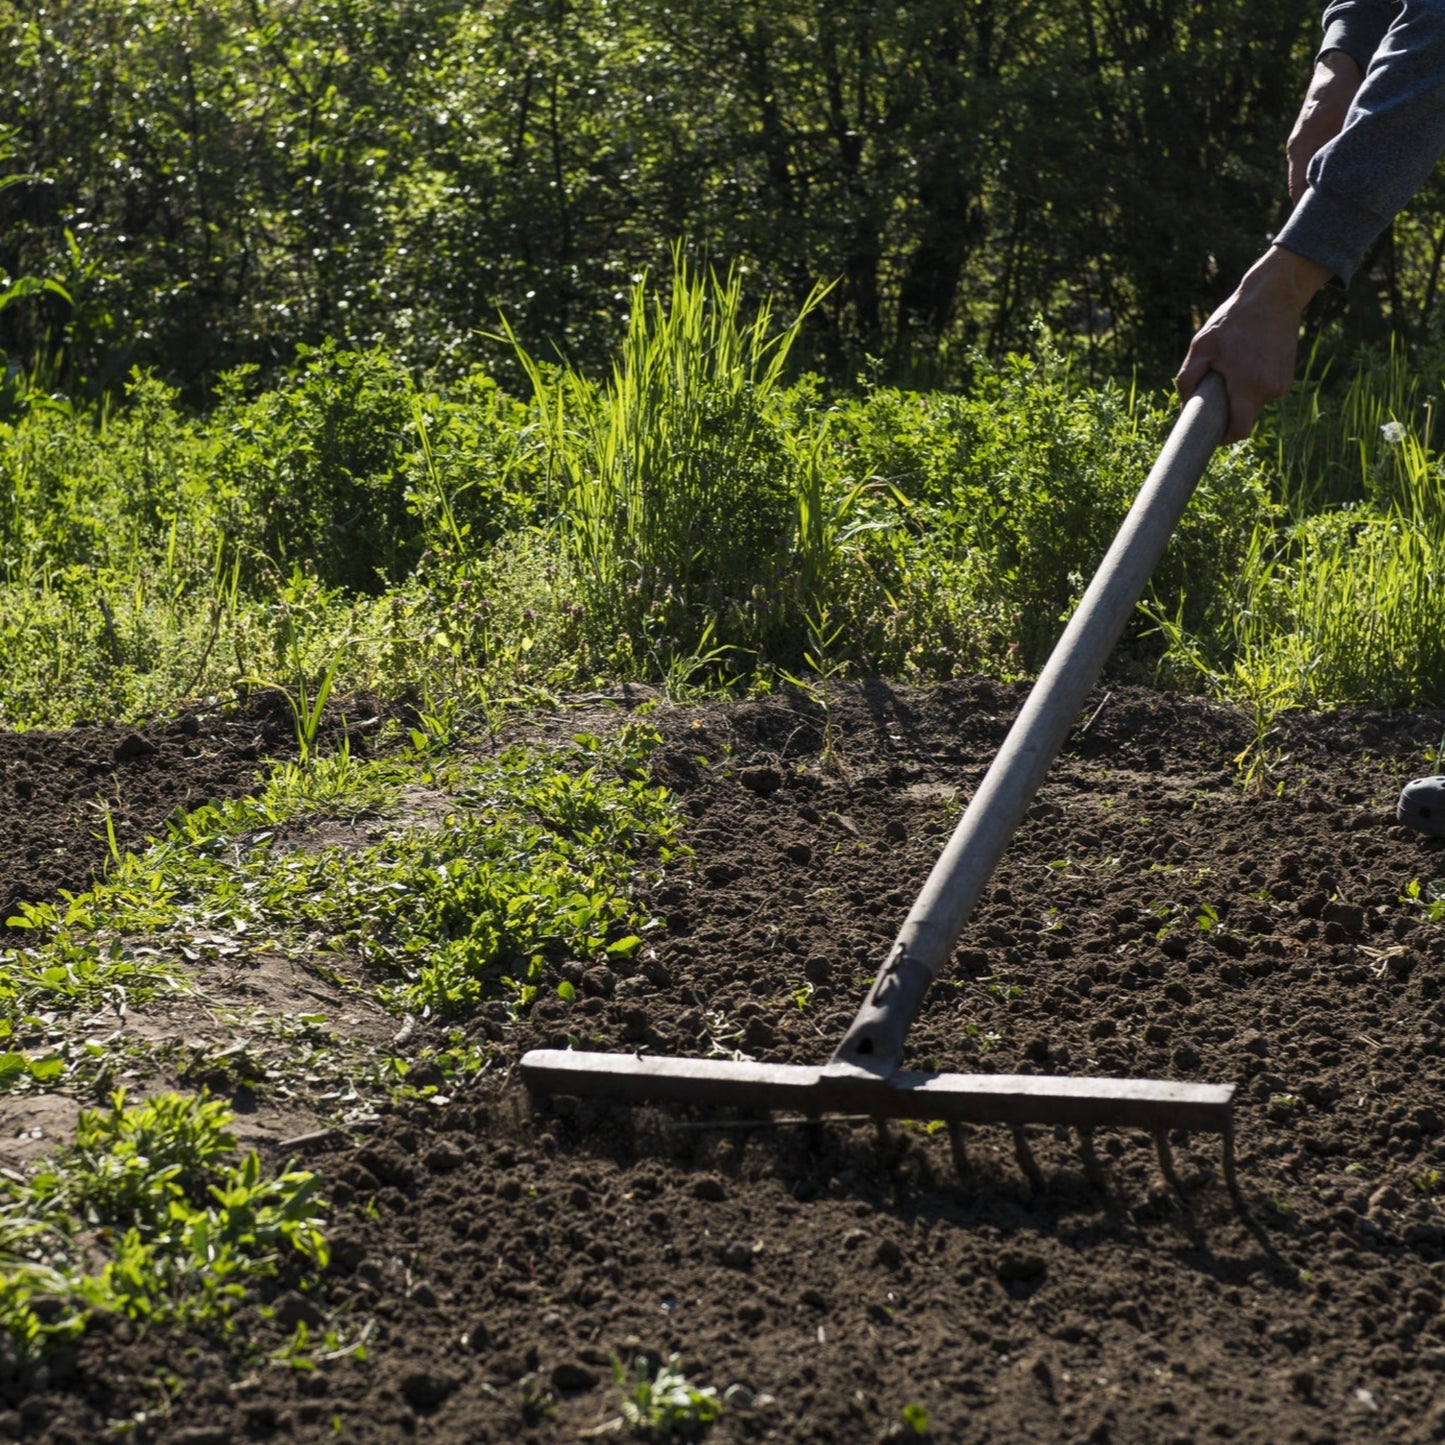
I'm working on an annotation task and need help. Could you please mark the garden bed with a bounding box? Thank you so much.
[8,681,1445,1444]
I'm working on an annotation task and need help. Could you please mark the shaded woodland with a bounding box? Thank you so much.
[4,2,1434,400]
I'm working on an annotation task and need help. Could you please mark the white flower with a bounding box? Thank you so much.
[1381,420,1406,445]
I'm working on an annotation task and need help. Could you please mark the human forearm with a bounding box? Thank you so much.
[1280,0,1445,283]
[1288,50,1364,204]
[1321,0,1401,71]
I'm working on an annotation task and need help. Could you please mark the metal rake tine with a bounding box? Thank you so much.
[947,1121,970,1183]
[1012,1125,1046,1193]
[1154,1129,1187,1201]
[805,1109,826,1153]
[1077,1126,1106,1188]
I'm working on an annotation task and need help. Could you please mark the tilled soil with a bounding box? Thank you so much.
[11,681,1445,1445]
[0,688,379,934]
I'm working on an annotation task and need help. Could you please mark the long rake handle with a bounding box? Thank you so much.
[833,373,1228,1077]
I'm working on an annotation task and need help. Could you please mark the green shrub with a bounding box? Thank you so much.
[814,346,1274,674]
[508,256,832,667]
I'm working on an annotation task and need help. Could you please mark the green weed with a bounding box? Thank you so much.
[901,1402,931,1437]
[1402,878,1445,923]
[0,1092,326,1359]
[0,727,679,1075]
[614,1353,724,1438]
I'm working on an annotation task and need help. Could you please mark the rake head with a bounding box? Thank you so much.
[520,1049,1239,1196]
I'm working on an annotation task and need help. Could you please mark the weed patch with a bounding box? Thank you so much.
[1,728,680,1095]
[0,1091,326,1360]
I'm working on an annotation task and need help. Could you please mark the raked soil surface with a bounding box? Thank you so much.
[8,679,1445,1445]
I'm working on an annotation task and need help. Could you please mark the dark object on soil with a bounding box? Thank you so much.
[523,377,1239,1198]
[1397,774,1445,836]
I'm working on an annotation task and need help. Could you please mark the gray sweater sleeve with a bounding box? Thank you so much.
[1320,1,1399,67]
[1276,0,1445,283]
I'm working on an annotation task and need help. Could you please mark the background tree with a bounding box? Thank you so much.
[0,1,1430,400]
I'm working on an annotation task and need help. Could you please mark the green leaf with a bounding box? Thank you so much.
[26,1055,65,1084]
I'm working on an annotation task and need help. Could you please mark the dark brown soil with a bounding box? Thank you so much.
[11,681,1445,1445]
[0,688,380,934]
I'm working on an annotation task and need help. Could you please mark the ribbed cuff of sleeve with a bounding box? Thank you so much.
[1320,16,1385,70]
[1273,185,1388,286]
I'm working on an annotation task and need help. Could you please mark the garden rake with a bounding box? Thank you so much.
[523,373,1239,1196]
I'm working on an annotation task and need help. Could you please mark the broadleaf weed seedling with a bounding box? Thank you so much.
[613,1353,724,1437]
[1402,878,1445,923]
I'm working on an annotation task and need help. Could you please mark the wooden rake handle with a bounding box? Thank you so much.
[832,373,1229,1077]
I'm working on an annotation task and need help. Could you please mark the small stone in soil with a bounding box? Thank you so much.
[719,1242,754,1269]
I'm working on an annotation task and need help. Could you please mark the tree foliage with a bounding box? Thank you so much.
[0,2,1434,396]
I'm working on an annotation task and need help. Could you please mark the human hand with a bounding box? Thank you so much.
[1175,247,1332,443]
[1287,50,1365,204]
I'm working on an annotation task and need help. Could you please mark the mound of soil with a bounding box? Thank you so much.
[0,689,380,932]
[12,681,1445,1444]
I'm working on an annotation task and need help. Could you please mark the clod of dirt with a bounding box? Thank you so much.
[803,955,833,983]
[551,1362,600,1392]
[740,766,783,795]
[994,1250,1047,1284]
[273,1292,325,1332]
[399,1367,458,1409]
[581,966,615,998]
[874,1239,904,1270]
[692,1175,727,1202]
[1368,1184,1404,1217]
[113,732,157,761]
[425,1143,465,1173]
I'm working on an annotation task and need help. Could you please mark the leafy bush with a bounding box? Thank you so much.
[810,344,1274,675]
[217,345,422,592]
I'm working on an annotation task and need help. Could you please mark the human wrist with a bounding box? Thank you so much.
[1239,246,1332,313]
